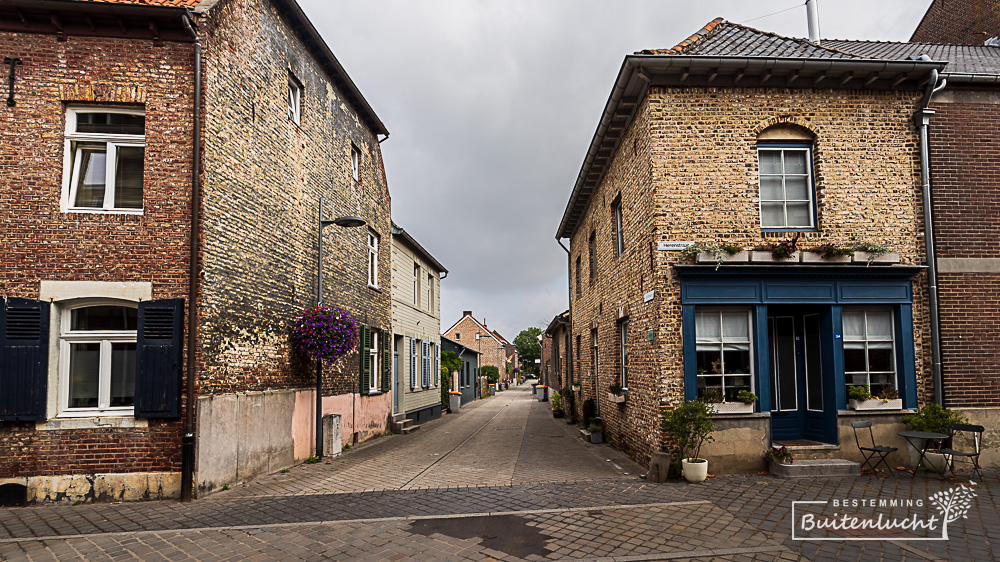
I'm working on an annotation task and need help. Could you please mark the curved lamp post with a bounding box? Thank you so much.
[316,197,366,458]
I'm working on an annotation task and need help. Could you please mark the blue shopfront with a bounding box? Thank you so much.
[677,265,922,445]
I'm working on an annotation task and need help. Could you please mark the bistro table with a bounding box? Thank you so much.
[898,430,949,477]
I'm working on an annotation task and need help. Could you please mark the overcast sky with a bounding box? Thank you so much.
[302,0,931,339]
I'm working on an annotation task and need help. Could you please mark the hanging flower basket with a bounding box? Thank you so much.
[291,306,359,365]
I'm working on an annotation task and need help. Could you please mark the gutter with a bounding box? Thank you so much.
[914,61,947,406]
[180,11,202,503]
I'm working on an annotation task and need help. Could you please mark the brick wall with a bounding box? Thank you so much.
[0,31,194,477]
[443,315,506,376]
[910,0,1000,45]
[199,0,391,398]
[929,89,1000,407]
[569,87,931,466]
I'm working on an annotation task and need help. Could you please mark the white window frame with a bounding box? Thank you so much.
[62,107,145,214]
[695,308,755,402]
[619,318,629,390]
[757,146,815,229]
[413,262,420,306]
[612,198,624,257]
[351,145,360,182]
[426,273,434,312]
[369,330,380,393]
[288,74,302,124]
[843,308,897,395]
[58,299,138,418]
[368,231,380,288]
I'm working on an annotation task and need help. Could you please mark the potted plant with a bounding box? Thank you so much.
[802,243,854,263]
[682,243,748,270]
[847,385,902,410]
[560,387,576,423]
[852,242,899,265]
[551,393,564,418]
[902,404,966,472]
[701,388,756,414]
[661,400,716,483]
[752,234,800,262]
[291,306,359,365]
[764,445,794,473]
[607,383,626,403]
[571,381,581,392]
[587,418,604,444]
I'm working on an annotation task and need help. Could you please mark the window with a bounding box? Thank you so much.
[369,330,380,393]
[413,262,420,306]
[611,196,624,257]
[288,74,302,124]
[575,255,582,298]
[617,320,628,389]
[455,332,460,340]
[351,145,360,182]
[60,304,137,414]
[426,273,434,312]
[368,231,379,288]
[843,309,896,397]
[589,231,597,283]
[758,146,814,229]
[695,309,753,401]
[63,108,145,212]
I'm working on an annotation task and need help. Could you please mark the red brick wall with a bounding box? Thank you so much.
[0,31,194,477]
[911,0,1000,45]
[929,90,1000,407]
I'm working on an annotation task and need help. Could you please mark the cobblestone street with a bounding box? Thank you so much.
[2,385,997,561]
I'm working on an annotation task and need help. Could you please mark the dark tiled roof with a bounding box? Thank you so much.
[824,40,1000,76]
[639,19,869,60]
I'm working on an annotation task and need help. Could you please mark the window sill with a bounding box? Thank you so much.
[36,416,147,431]
[365,391,383,397]
[368,285,383,294]
[761,227,817,233]
[64,208,143,216]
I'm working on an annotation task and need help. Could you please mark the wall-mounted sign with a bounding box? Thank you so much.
[644,290,655,302]
[658,241,695,251]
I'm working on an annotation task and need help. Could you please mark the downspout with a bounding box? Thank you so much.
[557,238,573,395]
[914,64,947,405]
[181,11,202,502]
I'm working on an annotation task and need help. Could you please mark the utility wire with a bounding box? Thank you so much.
[741,1,806,25]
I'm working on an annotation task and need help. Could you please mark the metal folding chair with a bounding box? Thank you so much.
[940,423,985,481]
[852,421,898,474]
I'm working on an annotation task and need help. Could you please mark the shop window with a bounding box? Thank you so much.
[695,309,753,401]
[843,309,896,397]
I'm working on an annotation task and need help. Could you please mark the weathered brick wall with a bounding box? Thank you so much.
[0,31,194,477]
[443,316,506,375]
[570,87,931,466]
[929,90,1000,407]
[199,0,391,397]
[910,0,1000,45]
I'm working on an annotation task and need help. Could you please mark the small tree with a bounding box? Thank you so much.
[662,400,716,462]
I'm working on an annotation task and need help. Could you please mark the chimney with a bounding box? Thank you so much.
[806,0,821,43]
[463,310,472,317]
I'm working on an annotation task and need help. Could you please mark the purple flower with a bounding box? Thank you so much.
[291,306,359,365]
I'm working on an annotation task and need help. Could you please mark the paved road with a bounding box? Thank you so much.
[2,384,998,561]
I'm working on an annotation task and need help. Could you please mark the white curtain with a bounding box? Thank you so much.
[695,311,721,342]
[842,310,865,340]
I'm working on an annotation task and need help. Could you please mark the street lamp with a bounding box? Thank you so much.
[315,196,366,459]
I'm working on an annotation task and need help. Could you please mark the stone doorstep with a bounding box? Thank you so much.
[769,459,860,478]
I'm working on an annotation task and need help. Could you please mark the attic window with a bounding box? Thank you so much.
[757,124,816,230]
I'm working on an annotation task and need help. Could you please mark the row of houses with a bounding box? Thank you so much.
[0,0,451,504]
[552,0,1000,472]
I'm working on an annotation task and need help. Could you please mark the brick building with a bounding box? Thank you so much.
[541,311,570,391]
[442,312,508,382]
[911,0,1000,46]
[557,19,949,471]
[1,0,393,503]
[390,222,446,425]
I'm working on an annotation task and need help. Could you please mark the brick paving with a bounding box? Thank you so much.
[1,384,997,561]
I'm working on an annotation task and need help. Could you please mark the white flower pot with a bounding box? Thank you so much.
[848,398,902,410]
[801,251,852,263]
[607,392,626,403]
[750,251,799,263]
[682,458,709,483]
[853,251,900,265]
[696,251,749,264]
[709,402,754,414]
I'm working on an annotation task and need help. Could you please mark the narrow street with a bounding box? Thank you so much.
[2,385,997,561]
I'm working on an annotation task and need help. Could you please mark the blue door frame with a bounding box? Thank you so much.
[679,265,921,444]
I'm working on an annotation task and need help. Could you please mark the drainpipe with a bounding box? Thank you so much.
[915,64,947,405]
[181,11,202,502]
[557,238,573,395]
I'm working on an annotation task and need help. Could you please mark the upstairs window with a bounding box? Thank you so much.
[413,262,420,306]
[611,196,624,257]
[619,318,629,389]
[426,273,434,312]
[758,147,814,229]
[351,145,360,182]
[575,255,582,297]
[589,231,597,283]
[288,74,302,124]
[368,231,380,288]
[64,108,145,212]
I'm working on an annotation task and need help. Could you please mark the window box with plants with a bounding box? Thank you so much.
[847,385,902,410]
[852,242,899,265]
[607,383,626,403]
[571,382,581,392]
[801,244,854,263]
[702,389,757,414]
[681,243,748,270]
[662,400,715,483]
[751,236,799,263]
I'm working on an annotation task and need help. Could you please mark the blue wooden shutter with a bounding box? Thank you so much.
[421,342,429,388]
[410,338,417,389]
[381,330,391,392]
[359,325,371,395]
[135,299,184,419]
[0,298,50,421]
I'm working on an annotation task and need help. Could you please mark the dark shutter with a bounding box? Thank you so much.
[359,325,371,395]
[0,298,50,421]
[135,299,184,418]
[381,330,391,392]
[410,338,416,389]
[434,343,439,387]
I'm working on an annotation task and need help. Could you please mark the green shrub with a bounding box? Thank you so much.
[662,400,716,462]
[902,404,966,435]
[480,365,500,383]
[582,399,596,423]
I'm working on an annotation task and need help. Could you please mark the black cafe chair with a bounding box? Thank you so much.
[852,421,898,474]
[940,423,985,481]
